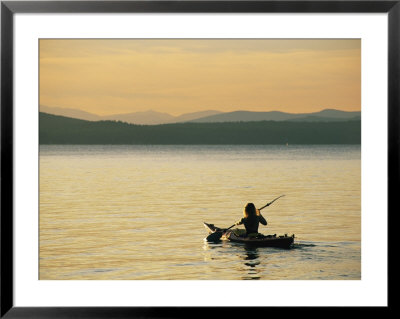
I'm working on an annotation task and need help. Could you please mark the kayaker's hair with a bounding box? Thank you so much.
[244,203,257,218]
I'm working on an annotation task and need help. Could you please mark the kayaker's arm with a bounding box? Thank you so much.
[258,213,267,226]
[235,218,244,226]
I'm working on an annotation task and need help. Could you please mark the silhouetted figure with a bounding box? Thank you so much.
[235,203,267,236]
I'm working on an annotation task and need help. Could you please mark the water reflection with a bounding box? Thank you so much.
[203,241,263,279]
[202,241,221,251]
[240,246,261,280]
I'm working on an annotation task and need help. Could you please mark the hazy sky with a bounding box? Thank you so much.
[40,39,361,116]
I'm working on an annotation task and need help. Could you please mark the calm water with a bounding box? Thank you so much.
[39,145,361,280]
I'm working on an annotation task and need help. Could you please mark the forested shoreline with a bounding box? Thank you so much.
[39,112,361,145]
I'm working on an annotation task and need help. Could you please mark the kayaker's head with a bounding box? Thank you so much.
[244,203,257,218]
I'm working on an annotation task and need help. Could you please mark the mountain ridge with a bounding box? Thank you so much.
[40,105,222,125]
[39,105,360,125]
[190,109,361,123]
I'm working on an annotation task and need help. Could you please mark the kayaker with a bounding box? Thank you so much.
[235,203,267,236]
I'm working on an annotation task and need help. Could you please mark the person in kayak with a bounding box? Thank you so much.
[235,203,267,236]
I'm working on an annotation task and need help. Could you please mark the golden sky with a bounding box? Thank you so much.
[39,39,361,116]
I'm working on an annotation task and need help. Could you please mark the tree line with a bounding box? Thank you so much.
[39,112,361,145]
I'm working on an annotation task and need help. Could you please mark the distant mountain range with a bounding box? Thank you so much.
[190,109,361,123]
[40,105,361,125]
[39,105,222,125]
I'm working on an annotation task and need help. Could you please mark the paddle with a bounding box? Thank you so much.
[205,195,285,242]
[205,224,236,242]
[258,194,285,210]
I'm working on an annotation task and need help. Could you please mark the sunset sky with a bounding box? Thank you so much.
[39,39,361,116]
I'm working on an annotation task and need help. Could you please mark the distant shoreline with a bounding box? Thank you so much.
[39,112,361,145]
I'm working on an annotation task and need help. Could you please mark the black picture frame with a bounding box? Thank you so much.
[1,0,396,317]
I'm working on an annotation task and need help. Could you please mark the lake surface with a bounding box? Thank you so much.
[39,145,361,280]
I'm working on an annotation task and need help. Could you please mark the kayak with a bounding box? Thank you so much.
[204,222,295,248]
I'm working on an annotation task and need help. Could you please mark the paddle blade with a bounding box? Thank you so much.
[205,231,223,242]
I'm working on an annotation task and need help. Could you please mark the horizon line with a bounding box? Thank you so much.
[39,105,361,118]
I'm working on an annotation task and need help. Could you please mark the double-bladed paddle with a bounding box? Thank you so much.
[205,195,285,242]
[205,223,236,242]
